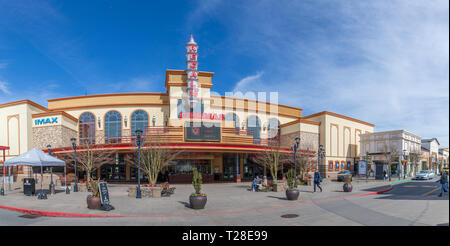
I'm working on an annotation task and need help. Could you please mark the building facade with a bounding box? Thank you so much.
[421,138,440,174]
[360,130,422,178]
[0,36,374,183]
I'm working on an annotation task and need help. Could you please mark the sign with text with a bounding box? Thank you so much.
[98,182,110,205]
[358,161,367,175]
[185,122,221,142]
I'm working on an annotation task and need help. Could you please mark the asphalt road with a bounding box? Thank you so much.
[0,178,448,226]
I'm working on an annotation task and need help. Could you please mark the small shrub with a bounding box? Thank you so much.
[192,167,203,195]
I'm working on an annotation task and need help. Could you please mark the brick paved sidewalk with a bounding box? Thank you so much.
[0,180,392,217]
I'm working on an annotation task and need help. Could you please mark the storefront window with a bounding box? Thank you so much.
[79,112,96,144]
[167,160,211,175]
[100,154,126,181]
[131,110,149,135]
[104,111,122,143]
[243,155,263,180]
[223,154,240,180]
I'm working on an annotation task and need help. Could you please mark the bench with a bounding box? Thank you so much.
[161,182,175,197]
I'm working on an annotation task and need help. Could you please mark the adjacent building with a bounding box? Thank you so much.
[360,130,422,179]
[421,138,440,174]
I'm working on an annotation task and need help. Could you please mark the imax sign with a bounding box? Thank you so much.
[34,117,58,125]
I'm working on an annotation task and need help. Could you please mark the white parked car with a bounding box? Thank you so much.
[415,170,435,180]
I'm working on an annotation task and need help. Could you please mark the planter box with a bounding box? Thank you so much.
[128,186,162,198]
[272,182,286,192]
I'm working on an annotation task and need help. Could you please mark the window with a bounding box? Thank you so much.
[267,118,280,140]
[247,115,261,143]
[104,111,122,143]
[335,161,340,171]
[79,112,96,144]
[328,161,333,171]
[131,110,149,136]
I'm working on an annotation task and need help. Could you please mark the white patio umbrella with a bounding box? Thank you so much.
[4,148,66,198]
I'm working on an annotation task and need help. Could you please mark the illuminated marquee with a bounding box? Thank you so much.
[179,112,225,120]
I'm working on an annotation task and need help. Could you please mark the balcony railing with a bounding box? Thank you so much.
[95,126,277,147]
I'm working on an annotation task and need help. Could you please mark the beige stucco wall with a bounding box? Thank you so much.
[0,103,46,160]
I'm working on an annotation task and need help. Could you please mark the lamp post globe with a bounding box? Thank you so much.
[135,130,143,199]
[71,137,78,192]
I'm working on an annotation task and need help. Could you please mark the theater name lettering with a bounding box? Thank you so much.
[179,112,225,120]
[34,117,59,125]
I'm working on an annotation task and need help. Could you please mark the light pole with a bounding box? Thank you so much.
[47,144,55,195]
[291,137,301,186]
[135,130,143,199]
[71,138,78,192]
[318,144,325,174]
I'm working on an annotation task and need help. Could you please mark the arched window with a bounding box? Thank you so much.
[79,112,96,144]
[267,118,280,140]
[131,110,149,136]
[104,111,122,143]
[247,115,261,143]
[225,113,240,135]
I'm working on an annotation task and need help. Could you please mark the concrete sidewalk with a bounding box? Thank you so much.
[0,180,393,217]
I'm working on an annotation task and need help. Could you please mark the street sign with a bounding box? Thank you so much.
[358,161,367,175]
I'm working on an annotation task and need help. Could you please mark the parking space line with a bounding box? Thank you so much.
[422,187,440,196]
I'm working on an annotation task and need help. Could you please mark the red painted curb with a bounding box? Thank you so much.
[0,185,394,218]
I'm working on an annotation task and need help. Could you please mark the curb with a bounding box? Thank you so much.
[0,181,408,218]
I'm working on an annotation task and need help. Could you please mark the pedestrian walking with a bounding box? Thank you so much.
[313,171,322,192]
[438,171,448,197]
[383,170,387,181]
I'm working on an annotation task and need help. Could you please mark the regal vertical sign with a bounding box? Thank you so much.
[186,35,199,104]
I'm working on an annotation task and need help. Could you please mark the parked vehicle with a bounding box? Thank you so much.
[415,170,435,180]
[337,170,352,182]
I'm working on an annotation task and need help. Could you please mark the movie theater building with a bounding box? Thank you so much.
[0,37,374,183]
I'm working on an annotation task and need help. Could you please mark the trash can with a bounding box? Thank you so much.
[23,178,36,196]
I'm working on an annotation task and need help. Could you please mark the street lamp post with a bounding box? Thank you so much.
[47,144,55,195]
[135,130,143,199]
[71,138,78,192]
[318,144,325,174]
[291,137,301,187]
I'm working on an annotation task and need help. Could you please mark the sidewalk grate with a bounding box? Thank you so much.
[281,214,299,218]
[19,214,42,219]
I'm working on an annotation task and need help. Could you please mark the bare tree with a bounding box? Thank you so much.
[57,139,116,190]
[254,139,287,182]
[409,150,421,177]
[126,136,183,186]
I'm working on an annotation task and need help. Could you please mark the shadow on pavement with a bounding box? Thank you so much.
[178,201,191,208]
[266,195,287,200]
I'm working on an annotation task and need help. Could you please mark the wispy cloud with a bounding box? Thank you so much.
[233,71,264,92]
[194,0,449,146]
[0,80,10,94]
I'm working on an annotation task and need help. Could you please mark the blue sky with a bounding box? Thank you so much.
[0,0,448,147]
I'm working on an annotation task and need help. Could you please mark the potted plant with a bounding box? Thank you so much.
[285,169,300,200]
[343,177,353,192]
[189,168,207,209]
[87,179,102,209]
